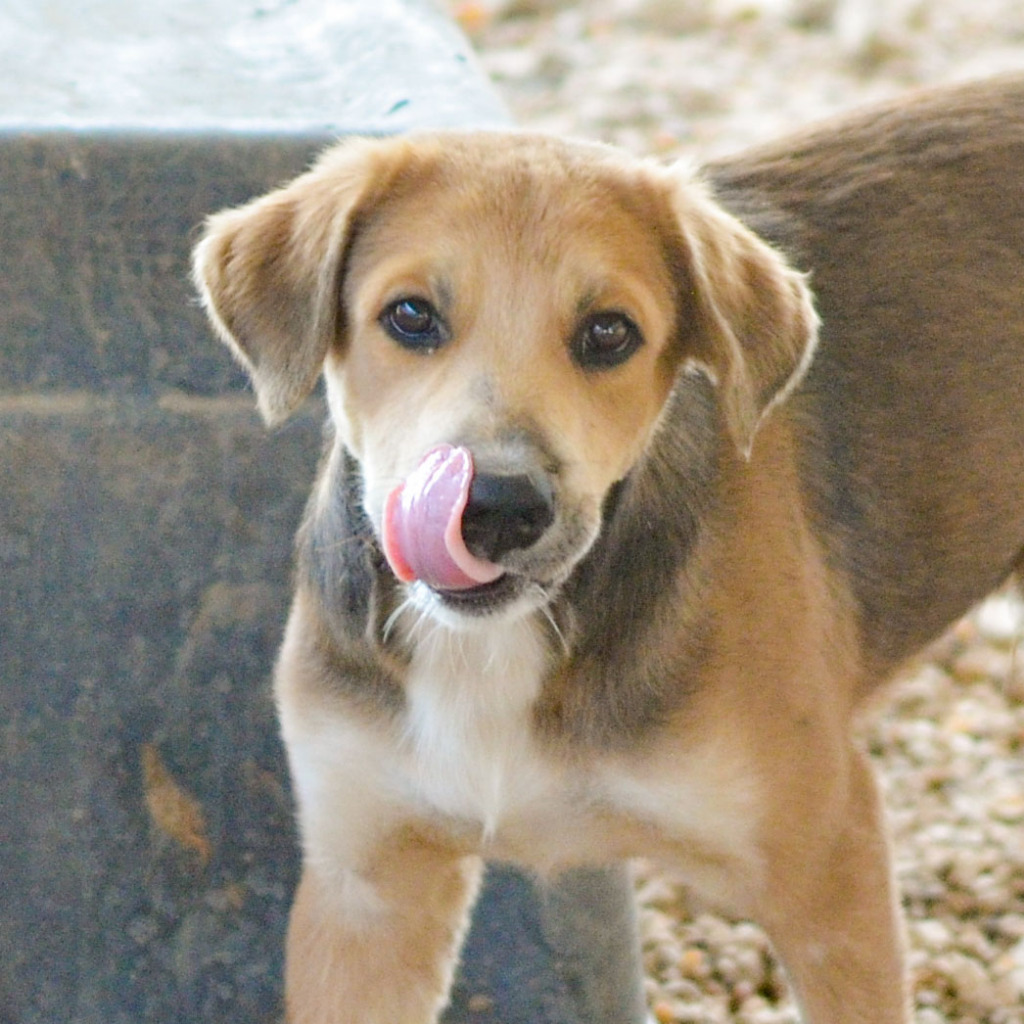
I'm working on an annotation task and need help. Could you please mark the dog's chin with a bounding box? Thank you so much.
[407,574,552,629]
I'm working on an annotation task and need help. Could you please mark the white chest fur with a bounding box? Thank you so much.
[400,612,553,837]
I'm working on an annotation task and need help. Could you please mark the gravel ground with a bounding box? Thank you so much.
[450,3,1024,1020]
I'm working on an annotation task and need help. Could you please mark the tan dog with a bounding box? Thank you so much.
[192,75,1024,1024]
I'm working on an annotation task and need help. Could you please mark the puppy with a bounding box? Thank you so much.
[192,74,1024,1024]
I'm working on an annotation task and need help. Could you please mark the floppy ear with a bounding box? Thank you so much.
[191,139,389,425]
[669,176,819,457]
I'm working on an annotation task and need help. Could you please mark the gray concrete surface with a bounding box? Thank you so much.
[0,0,507,132]
[0,3,647,1023]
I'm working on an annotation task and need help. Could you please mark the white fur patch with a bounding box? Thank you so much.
[398,607,553,837]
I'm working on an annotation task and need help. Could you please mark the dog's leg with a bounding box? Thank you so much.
[284,839,482,1024]
[758,746,910,1024]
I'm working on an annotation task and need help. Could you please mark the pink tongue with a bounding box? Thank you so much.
[382,445,505,591]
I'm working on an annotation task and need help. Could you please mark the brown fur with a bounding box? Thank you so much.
[192,75,1024,1024]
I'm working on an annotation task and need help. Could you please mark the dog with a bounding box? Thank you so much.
[191,74,1024,1024]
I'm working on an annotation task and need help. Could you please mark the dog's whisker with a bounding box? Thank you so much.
[447,626,475,675]
[316,534,376,557]
[530,584,570,657]
[407,605,437,647]
[411,605,443,648]
[382,596,414,645]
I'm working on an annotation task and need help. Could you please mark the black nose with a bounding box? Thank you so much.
[462,472,555,563]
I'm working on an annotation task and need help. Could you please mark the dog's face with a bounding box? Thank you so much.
[193,133,817,621]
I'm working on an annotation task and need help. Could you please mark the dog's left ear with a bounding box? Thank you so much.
[668,176,819,457]
[191,139,396,425]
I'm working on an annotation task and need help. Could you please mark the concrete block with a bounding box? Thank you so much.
[0,393,317,1024]
[0,133,325,397]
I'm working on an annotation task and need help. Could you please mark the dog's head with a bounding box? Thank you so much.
[193,132,817,622]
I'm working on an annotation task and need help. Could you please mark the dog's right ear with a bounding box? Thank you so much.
[191,139,393,425]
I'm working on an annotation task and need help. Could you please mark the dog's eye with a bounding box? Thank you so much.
[572,312,644,370]
[380,298,447,352]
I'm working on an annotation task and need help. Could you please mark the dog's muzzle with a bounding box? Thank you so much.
[382,445,555,596]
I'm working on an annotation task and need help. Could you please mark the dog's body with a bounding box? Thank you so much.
[193,75,1024,1024]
